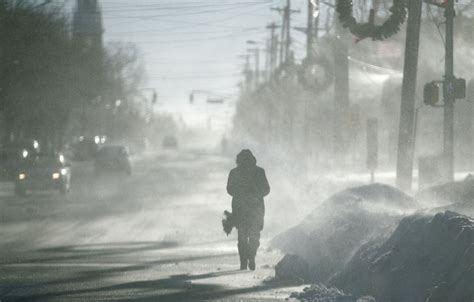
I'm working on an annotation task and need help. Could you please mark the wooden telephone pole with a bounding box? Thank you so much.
[272,0,299,64]
[266,23,280,76]
[396,0,423,191]
[443,0,455,182]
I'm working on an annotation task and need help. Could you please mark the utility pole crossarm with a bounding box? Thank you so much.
[272,0,300,65]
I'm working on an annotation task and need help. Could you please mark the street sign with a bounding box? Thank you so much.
[454,78,466,99]
[468,79,474,102]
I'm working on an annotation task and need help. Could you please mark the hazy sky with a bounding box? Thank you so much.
[55,0,313,129]
[97,0,310,101]
[94,0,310,130]
[55,0,472,130]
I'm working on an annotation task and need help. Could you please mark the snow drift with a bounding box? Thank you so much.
[330,211,474,302]
[271,183,418,282]
[416,175,474,207]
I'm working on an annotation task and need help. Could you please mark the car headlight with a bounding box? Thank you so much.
[60,168,67,175]
[52,172,60,179]
[18,173,26,180]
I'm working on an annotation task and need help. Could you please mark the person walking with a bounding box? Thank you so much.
[226,149,270,270]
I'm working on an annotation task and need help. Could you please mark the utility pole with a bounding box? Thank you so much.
[396,0,422,191]
[443,0,455,182]
[255,48,260,85]
[306,0,320,58]
[314,0,320,42]
[285,0,291,61]
[238,54,251,92]
[266,23,279,75]
[333,18,350,162]
[244,54,251,91]
[271,6,286,65]
[265,39,270,81]
[271,0,299,65]
[306,0,315,59]
[247,48,260,87]
[285,0,299,62]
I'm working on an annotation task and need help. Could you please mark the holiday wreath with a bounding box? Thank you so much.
[336,0,407,41]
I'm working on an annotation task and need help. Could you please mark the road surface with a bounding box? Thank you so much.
[0,149,306,301]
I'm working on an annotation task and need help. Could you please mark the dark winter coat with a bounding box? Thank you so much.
[226,150,270,230]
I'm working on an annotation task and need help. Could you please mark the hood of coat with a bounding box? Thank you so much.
[236,149,256,168]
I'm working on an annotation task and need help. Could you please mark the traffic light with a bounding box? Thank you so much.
[454,78,466,99]
[443,78,466,100]
[424,82,440,106]
[189,92,194,104]
[468,79,474,102]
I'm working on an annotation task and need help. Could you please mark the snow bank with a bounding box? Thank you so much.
[272,183,417,282]
[289,283,351,301]
[330,211,474,301]
[416,174,474,206]
[289,284,377,302]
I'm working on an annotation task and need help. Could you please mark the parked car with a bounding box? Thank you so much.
[162,135,178,149]
[15,153,71,196]
[0,140,40,181]
[94,145,131,175]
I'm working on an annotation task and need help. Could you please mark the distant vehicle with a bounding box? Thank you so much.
[71,136,105,161]
[0,140,40,181]
[94,145,131,175]
[15,153,71,196]
[162,135,178,149]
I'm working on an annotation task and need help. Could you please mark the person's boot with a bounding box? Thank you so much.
[248,257,256,271]
[240,257,248,270]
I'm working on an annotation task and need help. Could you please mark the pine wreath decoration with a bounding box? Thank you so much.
[336,0,407,41]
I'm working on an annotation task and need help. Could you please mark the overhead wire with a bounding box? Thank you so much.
[426,4,446,47]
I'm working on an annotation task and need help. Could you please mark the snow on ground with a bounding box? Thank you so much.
[271,183,418,283]
[330,211,474,301]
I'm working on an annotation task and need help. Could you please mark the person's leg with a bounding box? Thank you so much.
[247,228,261,270]
[237,228,249,270]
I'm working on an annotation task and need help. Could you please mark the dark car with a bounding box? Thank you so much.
[94,145,131,175]
[162,135,178,149]
[0,140,40,181]
[15,153,71,196]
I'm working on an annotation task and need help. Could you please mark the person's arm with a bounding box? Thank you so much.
[226,170,237,196]
[256,168,270,197]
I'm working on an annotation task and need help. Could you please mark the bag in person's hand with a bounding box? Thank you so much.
[222,210,234,236]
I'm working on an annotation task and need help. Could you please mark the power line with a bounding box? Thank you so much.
[114,30,267,44]
[105,26,260,36]
[107,4,272,28]
[426,4,446,47]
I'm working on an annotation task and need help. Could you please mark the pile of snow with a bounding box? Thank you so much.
[272,184,417,282]
[289,284,377,302]
[416,175,474,217]
[289,284,350,301]
[416,175,474,206]
[275,254,311,283]
[330,211,474,301]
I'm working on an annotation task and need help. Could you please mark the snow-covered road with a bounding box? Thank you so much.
[0,149,305,301]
